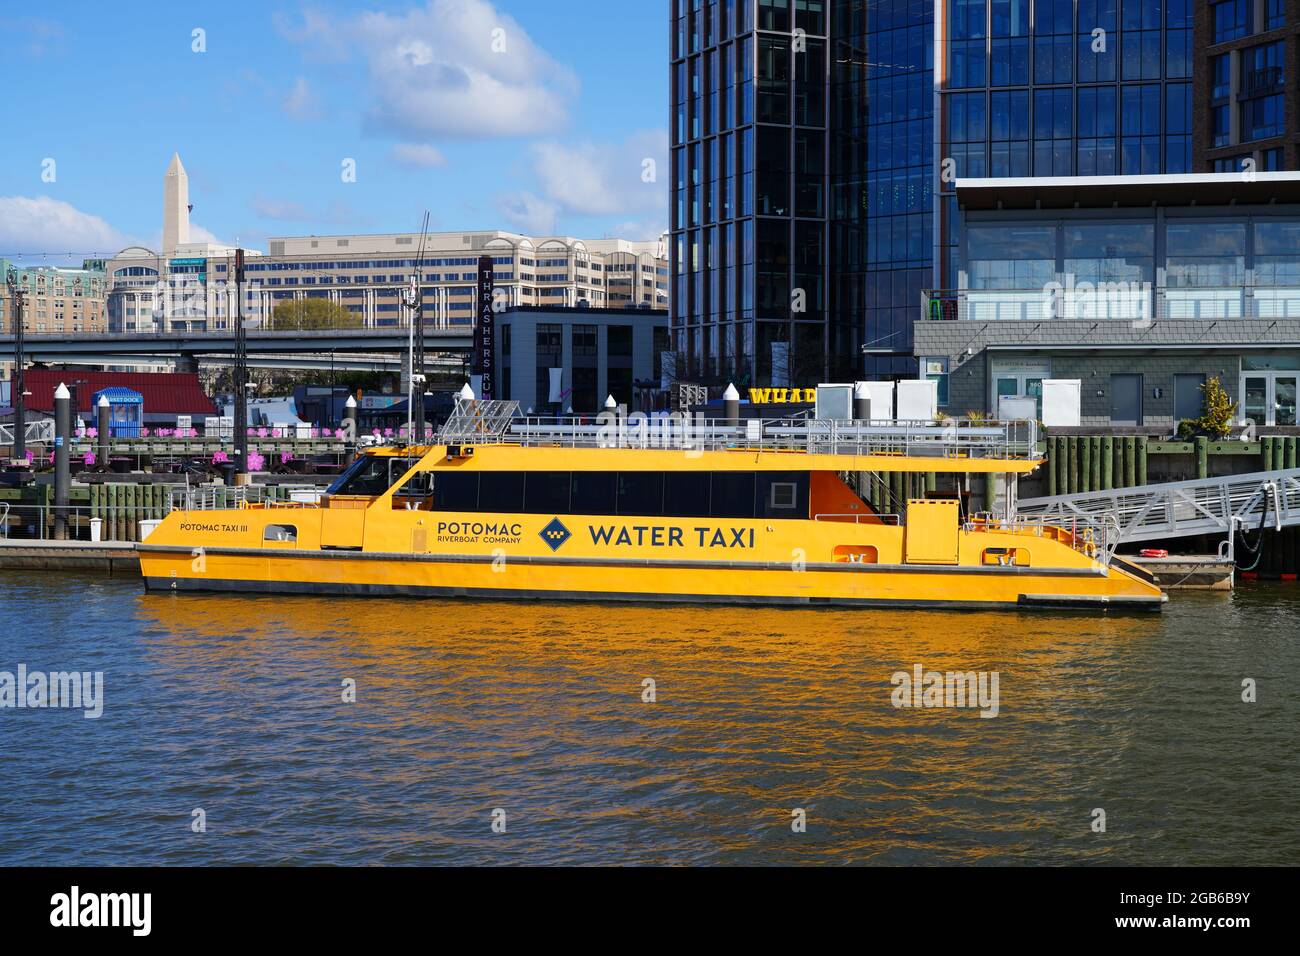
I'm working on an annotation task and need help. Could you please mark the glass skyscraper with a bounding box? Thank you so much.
[671,0,857,389]
[935,0,1194,299]
[670,0,1279,388]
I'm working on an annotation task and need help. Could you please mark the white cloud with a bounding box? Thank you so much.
[282,0,577,140]
[391,143,447,168]
[496,192,557,235]
[188,223,227,245]
[249,195,361,226]
[0,196,130,255]
[283,76,321,120]
[499,130,669,239]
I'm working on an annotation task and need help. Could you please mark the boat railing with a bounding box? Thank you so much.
[442,410,1038,460]
[967,512,1120,567]
[812,512,903,525]
[171,484,264,511]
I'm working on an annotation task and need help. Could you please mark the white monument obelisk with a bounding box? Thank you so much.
[163,153,191,256]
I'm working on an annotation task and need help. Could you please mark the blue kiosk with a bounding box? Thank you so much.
[91,387,144,438]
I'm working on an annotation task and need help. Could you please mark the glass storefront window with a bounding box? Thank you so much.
[966,225,1055,290]
[1255,221,1300,286]
[1063,223,1154,284]
[1165,222,1245,288]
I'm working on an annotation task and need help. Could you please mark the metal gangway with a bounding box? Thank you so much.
[0,420,56,445]
[1016,467,1300,543]
[437,399,1040,461]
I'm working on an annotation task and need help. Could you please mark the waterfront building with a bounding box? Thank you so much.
[913,171,1300,430]
[669,0,1298,390]
[669,0,865,388]
[105,155,668,333]
[1196,0,1299,173]
[497,305,671,414]
[106,230,667,334]
[1,257,108,388]
[1,258,108,336]
[24,369,219,429]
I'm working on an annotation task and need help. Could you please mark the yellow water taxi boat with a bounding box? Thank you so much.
[137,401,1165,610]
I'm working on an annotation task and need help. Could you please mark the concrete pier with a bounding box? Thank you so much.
[0,539,139,574]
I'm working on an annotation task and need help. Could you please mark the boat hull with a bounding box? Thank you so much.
[138,543,1166,611]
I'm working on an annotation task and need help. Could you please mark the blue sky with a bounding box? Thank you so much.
[0,0,668,264]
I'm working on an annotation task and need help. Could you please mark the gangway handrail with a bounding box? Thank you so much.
[1016,466,1300,544]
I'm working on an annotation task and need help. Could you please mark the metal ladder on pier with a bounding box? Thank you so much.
[1016,467,1300,543]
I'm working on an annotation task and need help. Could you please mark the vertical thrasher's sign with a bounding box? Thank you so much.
[474,254,495,400]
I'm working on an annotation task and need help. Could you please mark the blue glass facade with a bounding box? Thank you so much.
[936,0,1194,295]
[671,0,859,389]
[668,1,1296,389]
[863,0,933,378]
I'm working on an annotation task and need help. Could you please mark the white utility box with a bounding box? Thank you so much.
[814,383,853,420]
[896,379,938,421]
[857,381,895,421]
[1041,379,1082,427]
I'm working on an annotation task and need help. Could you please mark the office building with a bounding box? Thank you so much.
[105,155,668,333]
[1197,0,1298,172]
[0,258,108,336]
[498,305,671,413]
[670,0,1297,389]
[914,172,1300,429]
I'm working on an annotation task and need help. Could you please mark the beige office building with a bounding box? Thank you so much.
[105,155,668,332]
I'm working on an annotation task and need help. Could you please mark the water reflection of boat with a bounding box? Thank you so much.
[137,401,1164,611]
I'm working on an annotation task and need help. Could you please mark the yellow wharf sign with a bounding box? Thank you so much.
[747,388,816,404]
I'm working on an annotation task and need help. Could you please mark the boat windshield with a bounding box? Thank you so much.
[326,455,417,497]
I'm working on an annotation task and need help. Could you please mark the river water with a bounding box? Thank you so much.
[0,572,1295,865]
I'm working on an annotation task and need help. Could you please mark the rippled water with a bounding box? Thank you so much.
[0,571,1296,865]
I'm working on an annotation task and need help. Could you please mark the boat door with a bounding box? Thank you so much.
[320,498,368,549]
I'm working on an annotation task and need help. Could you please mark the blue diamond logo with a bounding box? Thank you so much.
[539,517,572,552]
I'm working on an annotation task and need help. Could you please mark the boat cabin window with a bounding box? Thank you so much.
[428,470,809,520]
[768,481,798,510]
[756,473,809,518]
[616,472,663,516]
[263,524,297,543]
[709,472,756,519]
[573,472,617,514]
[327,456,418,497]
[436,471,479,511]
[392,468,435,509]
[524,471,571,515]
[664,473,712,517]
[480,472,526,512]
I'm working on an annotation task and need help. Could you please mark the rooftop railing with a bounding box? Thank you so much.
[923,286,1300,322]
[438,400,1040,460]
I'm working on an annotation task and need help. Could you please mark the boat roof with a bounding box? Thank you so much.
[361,400,1044,474]
[368,443,1042,475]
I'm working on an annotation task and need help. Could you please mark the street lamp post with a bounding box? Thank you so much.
[4,269,27,462]
[233,249,248,478]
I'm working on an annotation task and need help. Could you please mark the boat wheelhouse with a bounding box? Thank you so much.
[136,400,1165,610]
